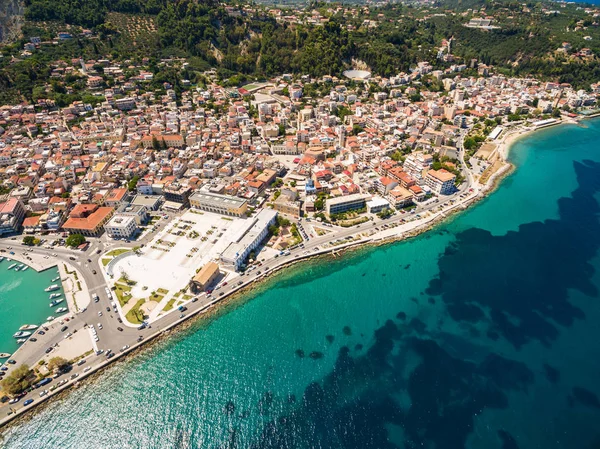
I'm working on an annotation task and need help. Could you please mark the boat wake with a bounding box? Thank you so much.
[0,278,22,293]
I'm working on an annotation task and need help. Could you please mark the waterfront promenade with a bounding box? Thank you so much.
[0,167,492,426]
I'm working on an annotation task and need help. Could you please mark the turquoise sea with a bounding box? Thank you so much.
[0,263,62,357]
[3,120,600,448]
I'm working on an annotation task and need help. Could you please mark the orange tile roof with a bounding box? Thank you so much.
[63,206,113,231]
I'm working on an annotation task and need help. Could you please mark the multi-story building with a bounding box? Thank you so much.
[104,215,138,239]
[0,198,26,235]
[425,169,456,195]
[220,209,278,270]
[326,193,370,215]
[189,191,248,217]
[115,203,149,225]
[62,204,114,237]
[164,184,192,206]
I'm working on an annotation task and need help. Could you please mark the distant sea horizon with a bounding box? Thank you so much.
[3,119,600,449]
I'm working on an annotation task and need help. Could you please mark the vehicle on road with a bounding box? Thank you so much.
[23,399,34,406]
[117,327,123,332]
[60,326,68,332]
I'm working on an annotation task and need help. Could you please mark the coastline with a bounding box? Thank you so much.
[0,116,586,431]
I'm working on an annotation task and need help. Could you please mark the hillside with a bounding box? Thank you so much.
[0,0,23,42]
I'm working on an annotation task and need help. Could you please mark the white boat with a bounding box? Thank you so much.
[19,324,38,331]
[7,263,17,270]
[49,293,61,299]
[49,298,64,307]
[46,316,55,321]
[20,266,28,271]
[0,352,11,358]
[13,331,32,338]
[55,307,68,314]
[16,264,24,270]
[0,256,4,262]
[51,276,60,282]
[45,284,59,292]
[16,338,27,344]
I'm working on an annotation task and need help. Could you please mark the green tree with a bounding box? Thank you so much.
[128,175,140,192]
[48,357,70,372]
[1,365,33,395]
[23,236,37,246]
[463,137,477,150]
[66,234,86,247]
[151,135,160,151]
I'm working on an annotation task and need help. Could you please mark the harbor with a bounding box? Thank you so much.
[0,255,66,360]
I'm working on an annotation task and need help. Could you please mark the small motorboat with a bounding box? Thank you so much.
[16,264,24,270]
[51,276,60,282]
[13,331,32,338]
[49,299,64,307]
[7,263,17,270]
[20,266,29,271]
[19,324,38,331]
[0,353,11,358]
[55,307,68,314]
[49,293,61,299]
[46,316,55,322]
[16,339,27,344]
[45,284,60,292]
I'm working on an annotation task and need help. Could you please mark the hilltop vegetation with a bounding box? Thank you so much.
[2,0,600,105]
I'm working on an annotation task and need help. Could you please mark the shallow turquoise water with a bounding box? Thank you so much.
[0,263,62,356]
[2,120,600,449]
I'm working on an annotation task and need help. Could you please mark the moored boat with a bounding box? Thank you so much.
[16,264,24,270]
[46,316,55,321]
[55,307,68,313]
[0,256,4,262]
[51,276,60,282]
[45,284,59,292]
[20,266,28,271]
[13,331,32,338]
[7,263,17,270]
[49,298,64,307]
[19,324,38,331]
[49,293,61,299]
[0,353,11,358]
[16,338,27,344]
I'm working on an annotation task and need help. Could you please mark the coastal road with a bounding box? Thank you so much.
[1,179,482,420]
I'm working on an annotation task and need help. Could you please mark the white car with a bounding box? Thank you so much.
[97,323,103,330]
[98,311,102,317]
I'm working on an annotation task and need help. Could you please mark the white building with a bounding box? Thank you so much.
[326,193,370,215]
[104,215,138,240]
[220,209,277,271]
[366,197,390,214]
[425,169,456,195]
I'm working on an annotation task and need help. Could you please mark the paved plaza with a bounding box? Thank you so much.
[106,210,251,320]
